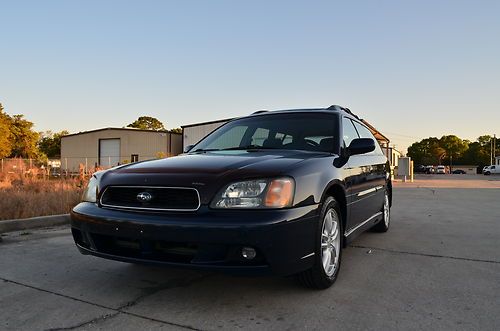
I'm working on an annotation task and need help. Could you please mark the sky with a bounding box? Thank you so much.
[1,0,499,152]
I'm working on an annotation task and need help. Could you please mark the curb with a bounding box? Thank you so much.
[0,214,70,234]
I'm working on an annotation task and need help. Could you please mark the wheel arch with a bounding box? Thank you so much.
[321,180,347,242]
[387,179,393,207]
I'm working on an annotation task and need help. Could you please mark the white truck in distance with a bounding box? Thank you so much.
[483,165,500,175]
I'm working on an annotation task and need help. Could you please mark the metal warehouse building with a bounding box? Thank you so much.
[61,128,182,172]
[182,118,233,149]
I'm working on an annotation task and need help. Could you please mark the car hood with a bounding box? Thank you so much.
[98,150,330,204]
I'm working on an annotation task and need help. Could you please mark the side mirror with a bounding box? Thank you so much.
[184,144,195,153]
[348,138,375,156]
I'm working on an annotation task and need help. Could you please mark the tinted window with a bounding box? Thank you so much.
[192,113,339,153]
[352,121,384,155]
[251,128,270,146]
[202,125,247,150]
[342,117,359,147]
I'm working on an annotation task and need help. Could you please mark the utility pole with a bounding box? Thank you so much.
[491,136,494,166]
[494,134,497,160]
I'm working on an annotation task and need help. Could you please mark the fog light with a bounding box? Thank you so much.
[241,247,256,260]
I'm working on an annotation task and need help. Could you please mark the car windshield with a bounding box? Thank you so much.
[191,113,339,153]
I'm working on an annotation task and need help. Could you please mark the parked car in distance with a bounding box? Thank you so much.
[425,165,435,174]
[71,105,392,289]
[483,165,500,175]
[436,165,446,174]
[49,167,61,178]
[452,169,466,174]
[414,164,426,173]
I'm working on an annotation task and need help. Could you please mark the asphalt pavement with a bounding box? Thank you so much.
[1,184,499,331]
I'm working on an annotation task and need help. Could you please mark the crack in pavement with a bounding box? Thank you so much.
[350,245,500,264]
[117,273,212,311]
[43,312,120,331]
[1,276,209,331]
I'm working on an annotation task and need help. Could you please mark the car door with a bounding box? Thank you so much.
[342,117,369,232]
[351,120,386,222]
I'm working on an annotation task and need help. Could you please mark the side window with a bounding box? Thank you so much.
[275,132,293,145]
[352,121,383,155]
[250,128,270,146]
[342,117,359,147]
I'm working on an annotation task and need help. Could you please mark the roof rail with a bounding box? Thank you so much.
[252,110,268,114]
[326,105,360,120]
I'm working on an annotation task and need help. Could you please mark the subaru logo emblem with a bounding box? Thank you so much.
[137,192,153,202]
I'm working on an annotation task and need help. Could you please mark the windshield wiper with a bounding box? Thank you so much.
[190,148,221,153]
[191,145,279,153]
[220,145,279,151]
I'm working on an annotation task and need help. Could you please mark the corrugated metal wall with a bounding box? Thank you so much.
[183,121,227,149]
[61,129,182,172]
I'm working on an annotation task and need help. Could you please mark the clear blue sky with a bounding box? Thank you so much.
[1,0,499,152]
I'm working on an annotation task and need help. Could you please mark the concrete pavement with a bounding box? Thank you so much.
[1,186,499,330]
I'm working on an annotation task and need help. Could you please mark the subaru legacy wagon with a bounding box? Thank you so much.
[71,105,392,289]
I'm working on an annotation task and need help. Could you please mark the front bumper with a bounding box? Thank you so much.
[71,202,319,276]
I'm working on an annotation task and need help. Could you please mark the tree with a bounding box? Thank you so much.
[127,116,165,131]
[9,114,40,158]
[38,130,69,158]
[439,135,469,166]
[467,135,500,166]
[460,141,489,165]
[408,134,498,167]
[169,128,182,134]
[0,103,12,158]
[407,137,443,164]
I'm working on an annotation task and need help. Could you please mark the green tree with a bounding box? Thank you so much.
[38,130,69,158]
[460,141,489,165]
[9,114,40,158]
[0,103,13,158]
[169,127,182,134]
[407,137,443,164]
[127,116,165,131]
[470,135,500,165]
[408,134,499,166]
[439,135,469,165]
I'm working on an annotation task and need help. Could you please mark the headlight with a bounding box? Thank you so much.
[82,175,99,203]
[211,178,295,209]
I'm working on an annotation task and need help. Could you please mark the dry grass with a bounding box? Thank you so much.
[0,175,86,220]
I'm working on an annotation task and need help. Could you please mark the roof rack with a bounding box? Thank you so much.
[326,105,361,120]
[252,110,268,114]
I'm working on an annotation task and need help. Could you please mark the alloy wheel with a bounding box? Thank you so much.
[384,192,390,227]
[321,208,341,276]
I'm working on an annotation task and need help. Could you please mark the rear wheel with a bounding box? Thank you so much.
[372,190,390,232]
[298,196,342,289]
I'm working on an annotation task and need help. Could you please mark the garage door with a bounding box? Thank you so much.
[99,139,120,168]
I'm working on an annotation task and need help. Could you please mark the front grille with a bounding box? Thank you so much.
[100,186,200,211]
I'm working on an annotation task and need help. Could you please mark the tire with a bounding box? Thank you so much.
[485,171,491,176]
[298,196,343,289]
[372,190,390,233]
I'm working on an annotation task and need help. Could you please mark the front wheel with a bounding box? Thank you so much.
[485,171,491,176]
[372,190,390,232]
[298,196,342,289]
